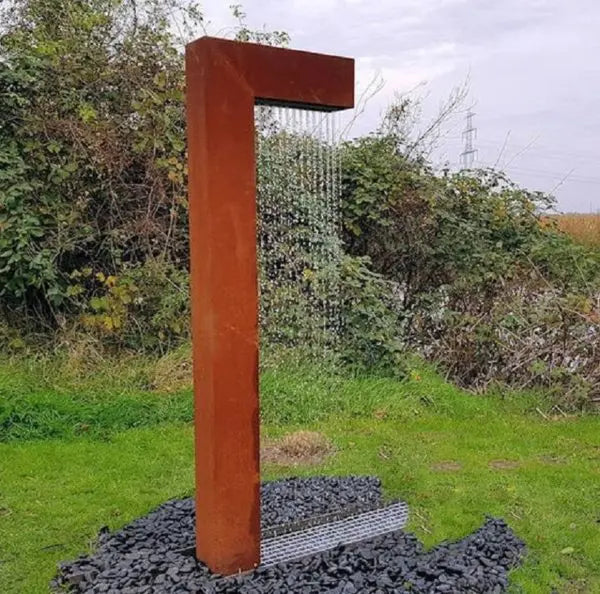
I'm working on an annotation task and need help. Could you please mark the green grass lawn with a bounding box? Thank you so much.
[1,356,599,593]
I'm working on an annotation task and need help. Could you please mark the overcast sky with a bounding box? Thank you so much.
[201,0,600,212]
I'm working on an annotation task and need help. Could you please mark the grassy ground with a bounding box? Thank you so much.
[1,355,599,593]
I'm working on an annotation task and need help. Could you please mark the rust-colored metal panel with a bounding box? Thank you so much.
[185,36,354,576]
[188,37,354,110]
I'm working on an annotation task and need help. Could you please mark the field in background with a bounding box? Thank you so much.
[551,213,600,248]
[1,354,600,593]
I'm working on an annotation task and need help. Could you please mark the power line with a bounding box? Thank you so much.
[460,110,477,169]
[446,135,600,163]
[446,161,600,187]
[475,162,600,185]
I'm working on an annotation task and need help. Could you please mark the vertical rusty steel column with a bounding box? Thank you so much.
[185,37,354,575]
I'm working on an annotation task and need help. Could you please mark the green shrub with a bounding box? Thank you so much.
[73,260,190,352]
[2,1,600,405]
[337,255,406,375]
[0,0,194,334]
[340,102,600,406]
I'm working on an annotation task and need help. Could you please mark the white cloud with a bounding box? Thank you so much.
[198,0,600,210]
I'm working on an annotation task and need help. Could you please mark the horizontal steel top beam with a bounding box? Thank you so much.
[186,36,354,111]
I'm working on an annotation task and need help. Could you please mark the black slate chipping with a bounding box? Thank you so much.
[53,475,526,594]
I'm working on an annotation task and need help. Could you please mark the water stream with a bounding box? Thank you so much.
[255,106,343,361]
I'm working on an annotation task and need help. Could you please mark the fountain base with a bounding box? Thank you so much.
[53,476,525,593]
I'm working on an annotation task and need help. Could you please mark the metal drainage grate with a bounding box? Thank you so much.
[260,501,409,567]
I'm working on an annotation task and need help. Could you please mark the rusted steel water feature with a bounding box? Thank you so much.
[185,37,354,575]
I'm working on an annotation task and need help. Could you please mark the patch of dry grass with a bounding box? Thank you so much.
[549,213,600,248]
[488,459,520,470]
[261,430,334,467]
[150,345,193,393]
[430,460,462,472]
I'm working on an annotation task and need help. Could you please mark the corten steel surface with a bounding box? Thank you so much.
[185,36,354,575]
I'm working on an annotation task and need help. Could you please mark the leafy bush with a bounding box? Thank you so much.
[340,106,600,406]
[342,132,553,313]
[422,277,600,407]
[3,0,600,406]
[337,255,406,374]
[0,0,294,352]
[73,260,190,351]
[0,0,194,335]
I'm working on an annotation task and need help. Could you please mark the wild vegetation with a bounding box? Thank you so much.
[2,0,600,407]
[341,125,600,406]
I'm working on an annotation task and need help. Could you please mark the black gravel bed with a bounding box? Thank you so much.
[53,476,525,594]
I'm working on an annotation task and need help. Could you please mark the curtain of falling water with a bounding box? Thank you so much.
[255,105,342,363]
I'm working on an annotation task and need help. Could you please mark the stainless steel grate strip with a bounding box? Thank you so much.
[260,501,409,567]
